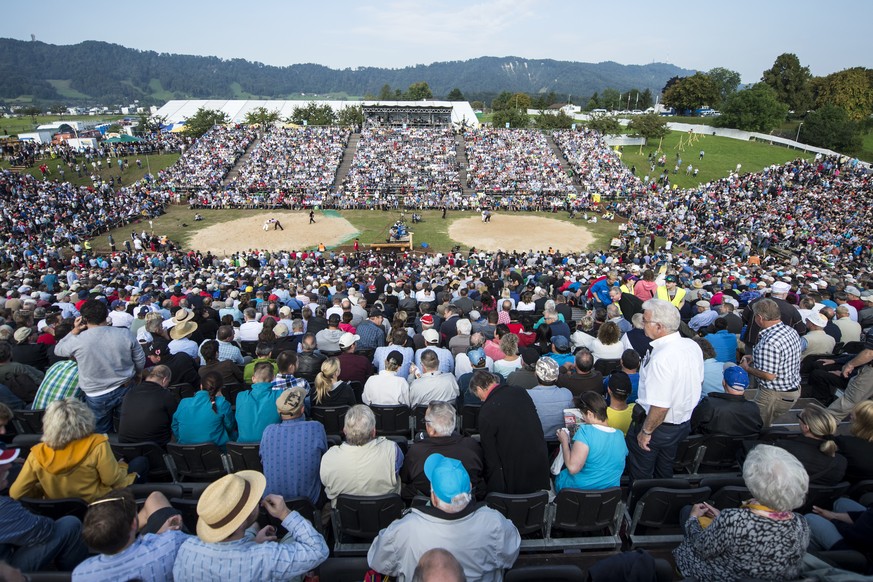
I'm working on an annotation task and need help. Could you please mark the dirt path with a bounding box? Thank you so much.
[448,214,594,253]
[187,211,358,256]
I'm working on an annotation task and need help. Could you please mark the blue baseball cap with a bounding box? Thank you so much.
[723,366,749,391]
[467,347,486,367]
[424,454,470,503]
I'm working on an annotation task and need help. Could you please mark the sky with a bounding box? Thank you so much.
[2,0,870,84]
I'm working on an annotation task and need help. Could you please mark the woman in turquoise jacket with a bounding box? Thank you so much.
[172,371,237,448]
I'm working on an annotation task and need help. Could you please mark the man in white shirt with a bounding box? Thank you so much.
[107,300,133,328]
[238,308,263,342]
[627,299,703,480]
[408,349,459,407]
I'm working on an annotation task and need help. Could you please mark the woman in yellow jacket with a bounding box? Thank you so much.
[10,399,140,503]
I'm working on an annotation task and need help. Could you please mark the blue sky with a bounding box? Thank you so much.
[3,0,870,83]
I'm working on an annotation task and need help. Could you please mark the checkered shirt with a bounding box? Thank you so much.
[752,322,802,392]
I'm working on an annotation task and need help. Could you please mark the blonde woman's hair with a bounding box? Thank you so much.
[499,333,519,357]
[799,403,839,457]
[42,398,95,449]
[314,357,341,405]
[850,400,873,442]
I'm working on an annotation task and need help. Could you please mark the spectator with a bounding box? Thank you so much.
[0,446,89,573]
[173,471,328,580]
[363,350,410,406]
[11,399,140,502]
[336,332,373,385]
[243,342,278,385]
[556,347,603,401]
[319,405,404,506]
[118,365,178,446]
[835,400,873,483]
[400,401,485,501]
[311,357,356,408]
[53,299,145,433]
[260,387,328,507]
[555,392,628,491]
[367,453,520,582]
[172,371,236,448]
[198,340,244,389]
[235,362,280,443]
[74,488,188,582]
[774,403,847,486]
[605,371,635,435]
[408,350,459,408]
[690,366,763,437]
[469,370,549,494]
[296,333,326,386]
[504,347,540,390]
[527,357,574,441]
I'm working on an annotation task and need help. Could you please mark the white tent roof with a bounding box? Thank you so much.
[153,99,479,128]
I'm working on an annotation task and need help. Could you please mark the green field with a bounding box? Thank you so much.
[0,153,180,189]
[89,206,624,255]
[614,130,813,189]
[0,114,124,137]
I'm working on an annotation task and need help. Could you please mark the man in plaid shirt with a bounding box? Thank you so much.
[740,298,802,428]
[30,359,81,410]
[271,351,311,393]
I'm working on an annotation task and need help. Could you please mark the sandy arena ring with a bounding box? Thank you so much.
[187,211,358,255]
[448,214,594,253]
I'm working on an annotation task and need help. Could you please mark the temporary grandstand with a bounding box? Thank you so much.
[154,99,479,129]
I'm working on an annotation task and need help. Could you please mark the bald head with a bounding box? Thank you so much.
[412,548,466,582]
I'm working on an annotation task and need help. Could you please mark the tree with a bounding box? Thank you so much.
[662,73,719,113]
[801,104,861,152]
[471,100,484,111]
[492,108,530,129]
[337,104,363,127]
[287,102,336,126]
[510,93,532,110]
[50,103,66,117]
[137,112,166,136]
[404,81,433,101]
[446,88,465,101]
[600,88,621,111]
[21,106,41,123]
[183,107,230,138]
[243,106,280,129]
[762,53,813,113]
[714,83,788,132]
[662,76,683,95]
[585,92,600,111]
[378,84,393,100]
[491,91,514,111]
[707,67,742,107]
[627,113,669,139]
[586,115,621,136]
[535,110,574,130]
[812,67,873,121]
[639,89,654,110]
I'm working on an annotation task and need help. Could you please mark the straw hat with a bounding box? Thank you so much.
[172,308,196,324]
[170,320,198,340]
[196,471,266,543]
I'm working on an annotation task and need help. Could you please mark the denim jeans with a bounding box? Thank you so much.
[85,384,131,434]
[626,420,691,480]
[2,515,89,571]
[805,497,866,551]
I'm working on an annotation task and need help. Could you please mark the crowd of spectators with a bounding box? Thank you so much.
[465,128,576,196]
[157,125,258,190]
[339,127,461,199]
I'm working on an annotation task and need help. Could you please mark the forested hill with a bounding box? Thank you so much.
[0,38,694,105]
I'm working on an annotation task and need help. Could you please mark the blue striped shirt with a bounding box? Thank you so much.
[260,418,328,506]
[172,512,328,581]
[73,530,190,582]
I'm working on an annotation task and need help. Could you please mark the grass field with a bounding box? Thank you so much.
[89,206,624,254]
[615,130,813,189]
[0,153,180,189]
[0,114,124,137]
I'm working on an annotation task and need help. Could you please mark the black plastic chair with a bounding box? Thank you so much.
[128,483,184,507]
[225,441,263,473]
[311,405,350,437]
[331,493,405,555]
[799,482,851,514]
[111,441,172,482]
[698,433,757,471]
[412,404,429,433]
[165,443,229,482]
[593,358,621,376]
[504,565,585,582]
[348,381,364,404]
[11,409,45,434]
[261,496,318,532]
[461,404,481,436]
[20,497,89,521]
[847,480,873,502]
[239,340,259,357]
[169,497,200,532]
[317,557,372,582]
[699,475,748,511]
[370,404,412,438]
[672,434,706,474]
[549,487,623,549]
[627,480,711,547]
[485,491,549,537]
[384,434,408,456]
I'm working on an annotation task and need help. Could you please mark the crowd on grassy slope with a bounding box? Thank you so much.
[156,125,258,190]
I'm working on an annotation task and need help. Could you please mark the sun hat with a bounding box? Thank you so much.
[195,471,266,543]
[424,454,471,504]
[339,332,360,349]
[170,320,198,340]
[13,327,32,344]
[172,309,195,325]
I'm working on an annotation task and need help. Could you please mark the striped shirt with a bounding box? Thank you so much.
[173,512,328,581]
[261,418,328,506]
[31,360,80,410]
[73,530,190,582]
[753,322,802,392]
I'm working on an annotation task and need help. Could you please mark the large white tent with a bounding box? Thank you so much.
[153,99,479,128]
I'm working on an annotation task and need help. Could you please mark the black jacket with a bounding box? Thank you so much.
[690,393,763,436]
[297,351,327,385]
[118,381,178,446]
[401,433,486,500]
[775,435,848,486]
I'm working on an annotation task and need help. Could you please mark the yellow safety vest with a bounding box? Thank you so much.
[656,285,686,307]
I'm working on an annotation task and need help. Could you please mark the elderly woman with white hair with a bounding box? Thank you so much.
[319,404,404,506]
[673,444,810,581]
[10,399,143,502]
